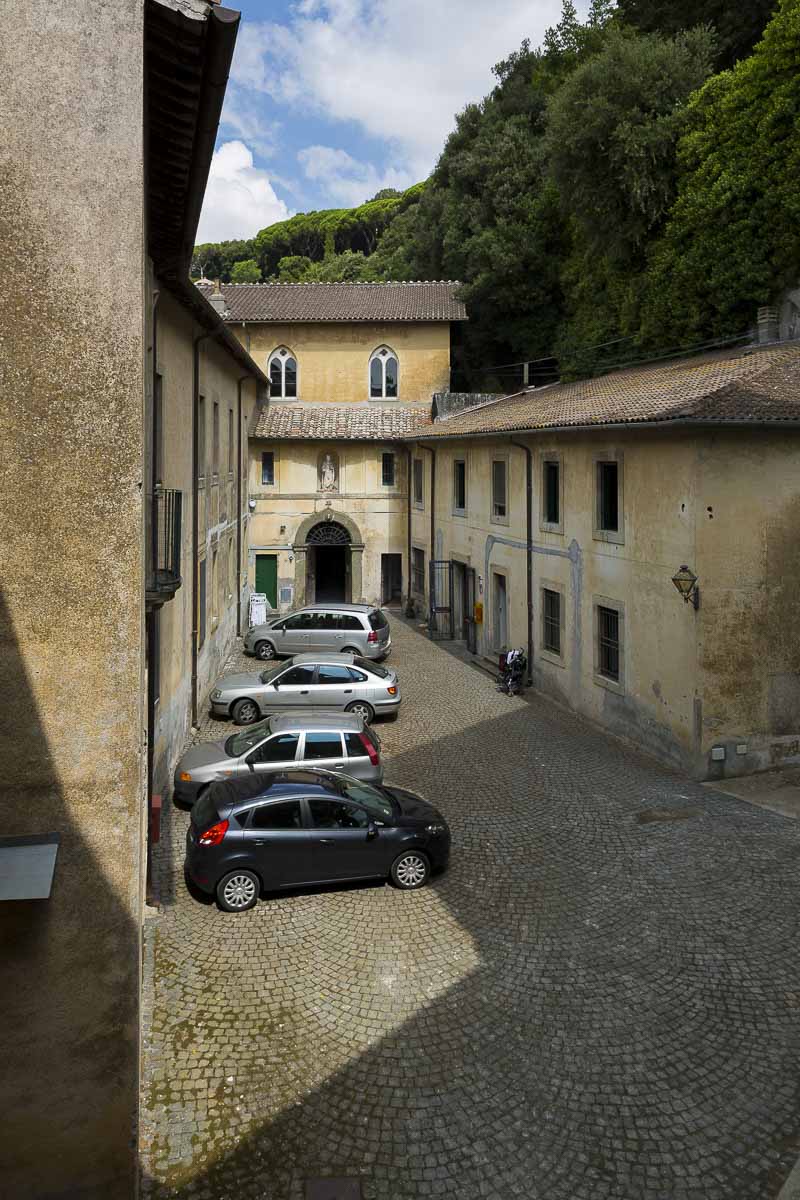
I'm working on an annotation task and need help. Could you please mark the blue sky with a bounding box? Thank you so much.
[197,0,580,244]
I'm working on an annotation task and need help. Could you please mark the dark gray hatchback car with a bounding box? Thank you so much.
[185,771,451,912]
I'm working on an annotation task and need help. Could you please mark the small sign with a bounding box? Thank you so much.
[249,592,271,627]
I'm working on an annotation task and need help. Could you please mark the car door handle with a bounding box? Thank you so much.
[300,690,309,695]
[253,840,269,846]
[318,838,336,846]
[344,689,352,694]
[332,763,345,770]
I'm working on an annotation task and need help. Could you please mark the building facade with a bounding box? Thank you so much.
[198,280,466,609]
[408,343,800,782]
[1,3,264,1196]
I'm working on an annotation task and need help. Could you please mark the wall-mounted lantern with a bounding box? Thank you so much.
[671,565,700,610]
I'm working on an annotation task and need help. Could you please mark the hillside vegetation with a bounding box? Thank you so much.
[194,0,798,382]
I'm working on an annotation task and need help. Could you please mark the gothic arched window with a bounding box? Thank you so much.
[369,346,398,399]
[268,347,298,399]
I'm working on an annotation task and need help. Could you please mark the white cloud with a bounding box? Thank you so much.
[297,145,414,207]
[219,88,280,160]
[196,141,290,243]
[232,0,573,181]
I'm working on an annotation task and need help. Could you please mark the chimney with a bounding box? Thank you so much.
[209,278,228,318]
[757,305,780,344]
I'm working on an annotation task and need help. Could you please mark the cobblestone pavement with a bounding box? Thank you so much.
[140,616,800,1200]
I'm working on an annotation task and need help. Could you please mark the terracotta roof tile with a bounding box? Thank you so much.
[195,280,466,323]
[416,343,800,438]
[253,403,432,441]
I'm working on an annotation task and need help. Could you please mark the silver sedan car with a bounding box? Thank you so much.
[173,711,384,805]
[209,653,401,725]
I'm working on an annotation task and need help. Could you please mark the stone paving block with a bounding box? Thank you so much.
[140,616,800,1200]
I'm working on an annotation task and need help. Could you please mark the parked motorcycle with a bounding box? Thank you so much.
[497,647,527,696]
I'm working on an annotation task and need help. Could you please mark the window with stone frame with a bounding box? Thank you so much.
[268,347,298,399]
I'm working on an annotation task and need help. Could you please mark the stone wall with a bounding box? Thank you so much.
[0,3,145,1195]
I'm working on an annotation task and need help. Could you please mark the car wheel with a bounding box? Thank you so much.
[232,697,260,725]
[345,700,374,722]
[390,850,430,890]
[255,640,275,661]
[216,869,260,912]
[342,646,360,655]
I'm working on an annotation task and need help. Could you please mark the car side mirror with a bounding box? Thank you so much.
[366,822,378,840]
[272,681,280,689]
[247,759,255,771]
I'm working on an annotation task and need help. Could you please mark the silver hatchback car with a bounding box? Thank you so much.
[243,604,391,662]
[174,711,384,805]
[209,653,401,725]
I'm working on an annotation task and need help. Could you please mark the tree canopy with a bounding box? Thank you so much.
[193,0,794,382]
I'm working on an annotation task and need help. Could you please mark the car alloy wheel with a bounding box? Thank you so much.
[218,871,259,912]
[255,641,275,661]
[346,700,374,722]
[232,698,259,725]
[391,852,429,890]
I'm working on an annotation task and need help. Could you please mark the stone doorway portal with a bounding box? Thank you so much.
[293,511,364,606]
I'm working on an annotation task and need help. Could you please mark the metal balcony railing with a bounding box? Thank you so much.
[146,487,182,608]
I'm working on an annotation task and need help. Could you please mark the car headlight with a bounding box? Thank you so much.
[211,690,222,700]
[179,772,192,782]
[425,823,446,835]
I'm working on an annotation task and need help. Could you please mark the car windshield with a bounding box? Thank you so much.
[259,662,287,684]
[339,779,395,822]
[224,718,274,758]
[353,655,390,678]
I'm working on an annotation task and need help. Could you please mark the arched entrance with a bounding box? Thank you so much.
[307,519,350,603]
[293,511,365,605]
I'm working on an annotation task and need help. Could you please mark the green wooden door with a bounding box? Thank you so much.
[255,554,278,607]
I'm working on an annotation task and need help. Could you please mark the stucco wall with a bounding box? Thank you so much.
[0,3,145,1196]
[153,292,258,795]
[248,440,408,608]
[235,321,451,403]
[409,429,800,780]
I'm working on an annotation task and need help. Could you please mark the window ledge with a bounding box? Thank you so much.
[540,522,564,536]
[540,648,564,669]
[593,529,624,545]
[594,671,624,696]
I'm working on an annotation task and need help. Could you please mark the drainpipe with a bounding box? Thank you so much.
[510,438,534,685]
[419,444,437,628]
[191,330,212,727]
[235,374,249,637]
[406,445,413,611]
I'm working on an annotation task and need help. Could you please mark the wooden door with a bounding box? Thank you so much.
[255,554,278,607]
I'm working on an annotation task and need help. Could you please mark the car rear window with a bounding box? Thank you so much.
[353,655,390,678]
[345,732,367,757]
[338,614,362,631]
[368,609,388,630]
[191,789,220,830]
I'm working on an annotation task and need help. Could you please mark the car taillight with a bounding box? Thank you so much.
[358,732,380,766]
[367,631,378,643]
[198,819,229,846]
[387,685,397,696]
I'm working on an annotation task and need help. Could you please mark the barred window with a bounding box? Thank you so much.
[543,589,561,655]
[492,459,507,519]
[413,458,424,506]
[597,461,619,532]
[412,548,425,595]
[544,460,560,525]
[597,605,620,681]
[453,460,466,513]
[381,452,395,487]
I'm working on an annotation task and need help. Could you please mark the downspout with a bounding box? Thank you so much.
[419,444,437,627]
[406,445,413,612]
[191,329,212,727]
[510,438,534,685]
[235,373,249,637]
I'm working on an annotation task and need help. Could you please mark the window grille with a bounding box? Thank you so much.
[543,589,561,655]
[597,605,620,680]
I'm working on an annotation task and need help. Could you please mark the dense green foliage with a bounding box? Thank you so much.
[194,0,799,381]
[641,0,800,345]
[614,0,777,68]
[230,258,261,283]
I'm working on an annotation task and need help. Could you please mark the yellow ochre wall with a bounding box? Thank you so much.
[409,428,800,781]
[233,321,451,403]
[153,291,258,795]
[248,439,409,608]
